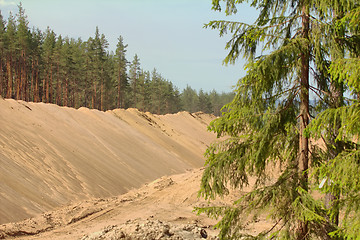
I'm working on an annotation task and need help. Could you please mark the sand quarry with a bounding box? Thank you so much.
[0,98,271,239]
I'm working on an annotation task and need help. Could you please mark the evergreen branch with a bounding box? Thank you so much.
[274,86,300,117]
[309,85,327,103]
[263,85,300,101]
[264,15,301,31]
[263,217,282,236]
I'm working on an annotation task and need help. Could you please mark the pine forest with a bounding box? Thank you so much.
[0,5,234,115]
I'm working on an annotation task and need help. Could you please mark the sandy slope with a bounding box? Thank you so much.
[0,168,272,240]
[0,98,217,225]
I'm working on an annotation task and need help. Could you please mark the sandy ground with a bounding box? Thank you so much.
[0,168,273,240]
[0,98,216,224]
[0,98,273,239]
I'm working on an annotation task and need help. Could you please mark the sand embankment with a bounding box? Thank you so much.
[0,98,217,224]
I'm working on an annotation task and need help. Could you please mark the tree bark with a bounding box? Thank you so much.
[101,68,104,111]
[92,77,96,109]
[6,56,12,98]
[117,66,121,108]
[297,2,310,239]
[0,54,3,97]
[34,57,39,102]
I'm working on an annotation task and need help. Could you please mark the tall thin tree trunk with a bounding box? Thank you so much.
[92,77,96,109]
[6,57,12,98]
[56,62,61,105]
[34,58,39,102]
[0,55,3,97]
[117,67,121,108]
[73,77,77,108]
[133,80,137,109]
[46,69,51,103]
[49,67,53,103]
[43,69,48,102]
[22,51,27,101]
[297,2,310,239]
[16,61,21,100]
[31,56,35,102]
[64,76,69,107]
[101,68,104,111]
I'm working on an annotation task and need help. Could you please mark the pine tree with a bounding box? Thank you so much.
[42,27,56,103]
[129,54,141,108]
[16,3,30,101]
[53,35,63,105]
[29,27,42,102]
[198,89,212,114]
[197,0,358,239]
[0,11,6,97]
[5,12,16,99]
[115,35,128,109]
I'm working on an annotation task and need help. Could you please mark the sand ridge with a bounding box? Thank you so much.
[0,98,217,225]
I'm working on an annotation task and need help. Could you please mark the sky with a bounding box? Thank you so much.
[0,0,257,93]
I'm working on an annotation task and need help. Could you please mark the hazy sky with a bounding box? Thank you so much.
[0,0,257,92]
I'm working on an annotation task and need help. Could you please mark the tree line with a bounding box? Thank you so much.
[198,0,360,239]
[0,4,233,115]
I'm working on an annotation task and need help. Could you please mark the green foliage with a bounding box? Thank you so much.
[306,103,360,239]
[329,58,360,94]
[198,0,360,239]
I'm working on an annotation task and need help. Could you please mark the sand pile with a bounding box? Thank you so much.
[0,98,217,225]
[1,168,248,240]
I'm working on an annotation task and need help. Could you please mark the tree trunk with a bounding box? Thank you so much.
[31,56,35,102]
[117,67,121,108]
[101,68,104,111]
[34,58,39,102]
[49,67,53,103]
[133,80,137,109]
[64,76,69,107]
[56,62,61,105]
[0,54,3,97]
[16,61,21,100]
[0,55,3,97]
[72,76,77,108]
[46,68,51,103]
[22,50,27,101]
[92,77,96,109]
[6,56,12,98]
[297,2,310,239]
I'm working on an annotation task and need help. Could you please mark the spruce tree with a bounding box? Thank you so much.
[197,0,359,239]
[181,85,198,113]
[198,89,212,114]
[306,4,360,238]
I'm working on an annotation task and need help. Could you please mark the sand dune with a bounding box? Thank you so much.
[0,98,217,225]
